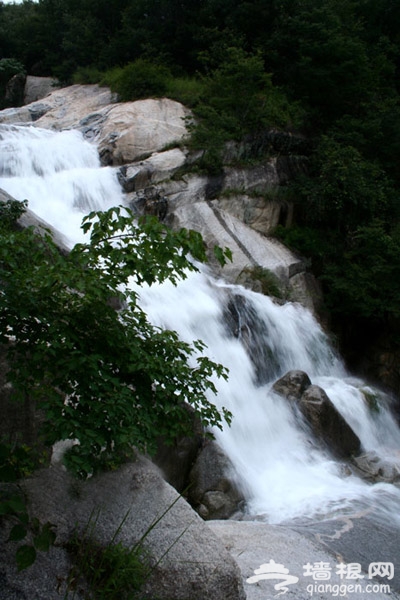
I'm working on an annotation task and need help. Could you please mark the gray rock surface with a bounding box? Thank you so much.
[24,76,58,105]
[352,451,400,483]
[188,441,245,520]
[5,457,245,600]
[0,188,70,253]
[209,519,400,600]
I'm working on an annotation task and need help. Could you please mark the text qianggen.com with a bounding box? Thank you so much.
[307,582,392,597]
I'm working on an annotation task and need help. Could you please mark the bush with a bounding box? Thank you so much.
[101,59,172,101]
[72,66,104,85]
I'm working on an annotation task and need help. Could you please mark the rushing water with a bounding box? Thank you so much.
[2,123,400,525]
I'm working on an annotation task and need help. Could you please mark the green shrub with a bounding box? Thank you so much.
[72,66,104,85]
[101,59,172,101]
[0,58,26,84]
[165,76,205,107]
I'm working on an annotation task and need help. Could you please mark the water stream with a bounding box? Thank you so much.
[2,123,400,526]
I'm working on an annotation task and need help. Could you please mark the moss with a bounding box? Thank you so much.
[237,266,286,299]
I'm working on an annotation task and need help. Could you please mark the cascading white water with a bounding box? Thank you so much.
[137,273,400,524]
[0,124,123,246]
[2,124,400,525]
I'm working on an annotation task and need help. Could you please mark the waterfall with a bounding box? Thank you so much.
[0,124,123,246]
[2,124,400,526]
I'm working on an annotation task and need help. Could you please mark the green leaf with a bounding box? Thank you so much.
[33,523,56,552]
[8,524,28,542]
[16,545,37,571]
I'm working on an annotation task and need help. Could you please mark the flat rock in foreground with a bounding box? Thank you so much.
[209,519,400,600]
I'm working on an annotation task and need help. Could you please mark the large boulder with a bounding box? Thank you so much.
[188,441,245,520]
[95,99,190,164]
[4,457,245,600]
[24,76,58,105]
[352,451,400,483]
[272,370,312,401]
[299,384,361,458]
[272,371,361,459]
[4,73,26,107]
[119,148,187,193]
[4,84,191,167]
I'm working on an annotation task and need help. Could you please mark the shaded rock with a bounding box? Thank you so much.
[188,441,245,520]
[152,406,204,493]
[299,385,361,458]
[17,457,245,600]
[222,292,281,384]
[272,371,361,459]
[212,193,286,236]
[272,370,312,402]
[0,537,82,600]
[223,160,280,193]
[4,73,26,107]
[352,451,400,483]
[24,76,58,105]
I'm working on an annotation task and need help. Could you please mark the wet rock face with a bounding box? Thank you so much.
[272,370,312,402]
[272,370,361,459]
[298,384,361,459]
[188,441,245,520]
[352,451,400,484]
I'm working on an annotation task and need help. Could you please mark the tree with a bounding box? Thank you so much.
[0,200,232,478]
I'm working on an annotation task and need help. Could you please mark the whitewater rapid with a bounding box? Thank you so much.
[2,123,400,525]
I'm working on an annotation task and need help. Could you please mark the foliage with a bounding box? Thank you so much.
[0,57,25,83]
[188,47,302,173]
[239,266,285,299]
[72,66,104,85]
[67,509,147,600]
[68,537,146,600]
[66,496,184,600]
[165,76,205,108]
[0,200,232,479]
[292,136,395,234]
[0,443,56,571]
[101,59,172,101]
[321,221,400,320]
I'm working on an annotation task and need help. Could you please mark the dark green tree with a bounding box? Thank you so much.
[0,200,232,478]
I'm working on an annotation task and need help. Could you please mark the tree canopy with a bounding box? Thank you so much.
[0,200,232,478]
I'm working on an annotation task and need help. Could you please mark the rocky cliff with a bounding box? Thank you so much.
[0,82,320,313]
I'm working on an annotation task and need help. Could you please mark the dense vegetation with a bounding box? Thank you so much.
[1,0,400,371]
[0,200,232,478]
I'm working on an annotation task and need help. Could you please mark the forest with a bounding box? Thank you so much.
[1,0,400,380]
